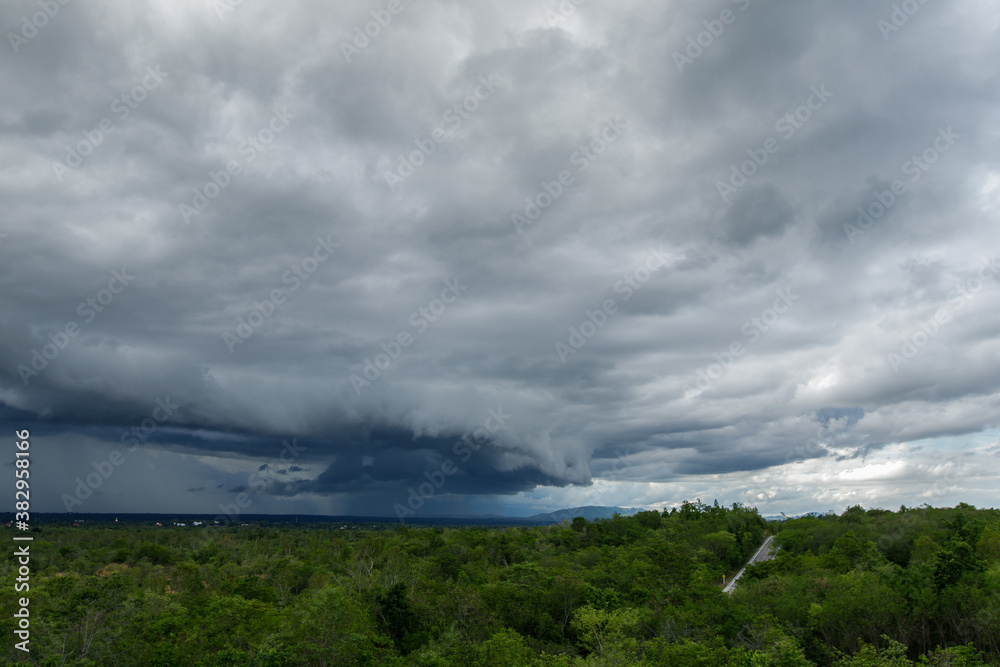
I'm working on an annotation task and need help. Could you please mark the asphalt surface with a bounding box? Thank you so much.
[722,535,775,594]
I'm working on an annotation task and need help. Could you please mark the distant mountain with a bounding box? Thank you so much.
[526,505,643,523]
[21,506,647,527]
[764,510,836,521]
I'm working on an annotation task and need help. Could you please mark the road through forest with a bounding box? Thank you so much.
[722,535,775,594]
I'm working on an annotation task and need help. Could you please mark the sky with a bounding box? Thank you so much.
[2,0,999,521]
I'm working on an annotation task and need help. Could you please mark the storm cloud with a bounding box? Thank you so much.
[3,0,999,518]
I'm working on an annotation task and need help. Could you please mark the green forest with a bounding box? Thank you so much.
[3,502,999,666]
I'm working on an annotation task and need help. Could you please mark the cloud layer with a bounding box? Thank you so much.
[3,0,999,518]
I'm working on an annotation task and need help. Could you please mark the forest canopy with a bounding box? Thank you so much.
[2,502,998,666]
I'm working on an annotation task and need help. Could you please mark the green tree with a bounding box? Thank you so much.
[833,635,912,666]
[975,524,1000,562]
[478,628,536,666]
[571,604,639,660]
[291,584,392,666]
[376,582,423,654]
[932,541,983,590]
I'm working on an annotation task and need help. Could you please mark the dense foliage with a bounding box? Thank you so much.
[2,502,998,665]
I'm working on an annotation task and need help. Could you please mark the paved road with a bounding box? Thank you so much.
[722,535,775,594]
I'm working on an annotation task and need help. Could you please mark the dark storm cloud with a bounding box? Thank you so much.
[720,185,795,247]
[3,0,1000,516]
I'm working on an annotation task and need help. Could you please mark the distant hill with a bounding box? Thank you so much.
[19,506,647,527]
[525,506,643,523]
[764,510,836,521]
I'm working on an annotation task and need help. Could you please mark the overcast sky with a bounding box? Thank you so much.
[3,0,999,520]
